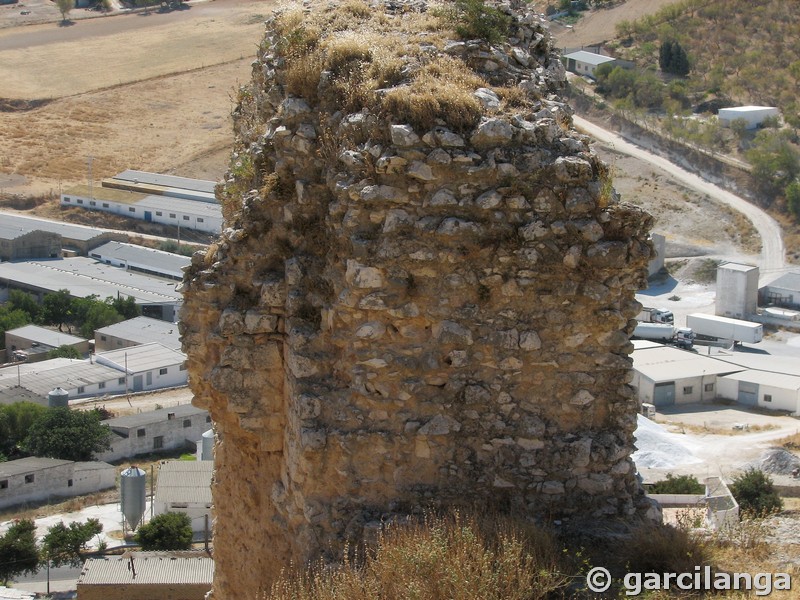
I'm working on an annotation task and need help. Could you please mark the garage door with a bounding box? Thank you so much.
[653,382,676,407]
[738,381,758,406]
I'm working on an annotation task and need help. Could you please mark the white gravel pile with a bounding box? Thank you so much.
[632,414,703,469]
[754,447,800,475]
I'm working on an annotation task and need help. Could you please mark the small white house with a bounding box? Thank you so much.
[718,106,780,129]
[89,242,191,282]
[97,404,211,462]
[717,370,800,415]
[0,457,115,510]
[153,461,213,534]
[94,342,188,392]
[562,50,617,79]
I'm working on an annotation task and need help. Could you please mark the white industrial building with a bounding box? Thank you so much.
[61,170,222,235]
[153,461,214,534]
[0,457,115,510]
[0,213,123,258]
[94,342,188,393]
[715,262,759,318]
[718,106,780,129]
[89,241,191,281]
[5,324,90,363]
[759,272,800,311]
[97,404,210,462]
[0,257,183,321]
[717,370,800,415]
[631,341,743,407]
[95,316,182,352]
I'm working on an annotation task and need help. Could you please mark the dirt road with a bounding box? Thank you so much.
[574,115,787,285]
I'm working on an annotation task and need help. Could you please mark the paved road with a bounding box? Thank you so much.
[574,115,787,287]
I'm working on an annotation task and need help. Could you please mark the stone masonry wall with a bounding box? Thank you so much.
[180,1,655,596]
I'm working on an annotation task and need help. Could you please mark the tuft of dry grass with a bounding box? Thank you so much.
[266,512,568,600]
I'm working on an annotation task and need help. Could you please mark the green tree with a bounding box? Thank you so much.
[79,300,123,338]
[649,473,704,494]
[47,345,83,360]
[442,0,511,45]
[0,519,39,585]
[0,307,30,349]
[7,290,40,322]
[41,519,103,568]
[40,290,74,332]
[22,407,112,462]
[134,512,193,551]
[55,0,75,22]
[0,402,48,457]
[730,468,783,517]
[786,180,800,221]
[746,130,800,201]
[111,295,140,320]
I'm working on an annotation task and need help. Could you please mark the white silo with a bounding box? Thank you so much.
[120,466,147,531]
[48,387,69,408]
[200,429,215,461]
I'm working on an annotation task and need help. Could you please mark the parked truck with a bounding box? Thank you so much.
[686,314,763,345]
[632,322,695,349]
[636,307,674,324]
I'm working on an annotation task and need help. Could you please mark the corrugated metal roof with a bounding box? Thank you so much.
[155,461,213,506]
[78,552,213,585]
[0,225,56,242]
[63,184,148,205]
[96,342,186,373]
[719,369,800,390]
[632,346,743,382]
[0,258,183,304]
[563,50,616,65]
[133,194,222,218]
[0,457,72,477]
[113,170,217,195]
[103,403,206,430]
[89,241,191,275]
[764,272,800,292]
[95,316,182,350]
[5,324,86,347]
[0,213,112,242]
[0,359,122,397]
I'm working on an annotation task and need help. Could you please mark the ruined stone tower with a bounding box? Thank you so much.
[180,1,654,596]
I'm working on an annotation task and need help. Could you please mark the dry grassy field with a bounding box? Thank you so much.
[0,0,271,194]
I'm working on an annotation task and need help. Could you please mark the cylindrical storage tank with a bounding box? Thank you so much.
[48,387,69,408]
[200,429,214,461]
[120,466,147,530]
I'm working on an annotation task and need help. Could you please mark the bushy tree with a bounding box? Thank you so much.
[7,290,40,322]
[442,0,511,45]
[55,0,74,22]
[47,345,83,360]
[135,512,193,551]
[0,402,48,457]
[730,468,783,517]
[649,473,705,494]
[746,130,800,201]
[42,519,103,568]
[22,407,111,462]
[786,180,800,221]
[659,40,690,76]
[0,519,39,585]
[111,296,140,320]
[40,289,73,332]
[0,307,30,349]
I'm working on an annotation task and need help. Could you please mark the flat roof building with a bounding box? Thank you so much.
[562,50,617,78]
[718,106,780,129]
[89,241,191,281]
[5,324,90,363]
[154,461,214,533]
[0,213,123,256]
[95,316,181,352]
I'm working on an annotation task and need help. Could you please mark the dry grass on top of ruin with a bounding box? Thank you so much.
[268,0,546,134]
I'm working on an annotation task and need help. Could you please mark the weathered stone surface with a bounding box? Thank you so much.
[180,2,655,597]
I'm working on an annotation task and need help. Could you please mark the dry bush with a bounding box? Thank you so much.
[284,50,324,103]
[324,36,373,77]
[266,512,568,600]
[617,523,713,575]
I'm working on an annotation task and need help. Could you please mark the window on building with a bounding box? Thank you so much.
[156,211,163,216]
[183,419,191,428]
[160,368,168,375]
[129,207,135,213]
[683,386,693,395]
[704,383,714,392]
[764,394,773,403]
[102,203,109,208]
[179,364,187,371]
[119,377,126,385]
[77,199,83,204]
[0,480,8,489]
[78,386,85,394]
[89,201,96,207]
[137,428,146,437]
[99,382,106,389]
[100,335,107,341]
[171,502,188,509]
[168,412,175,420]
[153,436,164,450]
[170,213,176,218]
[183,215,190,221]
[197,218,204,223]
[64,197,71,203]
[24,474,34,484]
[68,479,73,487]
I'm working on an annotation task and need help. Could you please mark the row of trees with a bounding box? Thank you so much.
[0,517,102,585]
[0,289,139,348]
[0,403,112,462]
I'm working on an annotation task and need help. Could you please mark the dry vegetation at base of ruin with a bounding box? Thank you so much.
[265,510,797,599]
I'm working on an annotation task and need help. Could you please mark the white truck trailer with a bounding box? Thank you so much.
[636,307,674,324]
[685,313,763,345]
[632,322,695,349]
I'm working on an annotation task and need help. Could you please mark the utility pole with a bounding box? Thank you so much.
[87,155,94,201]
